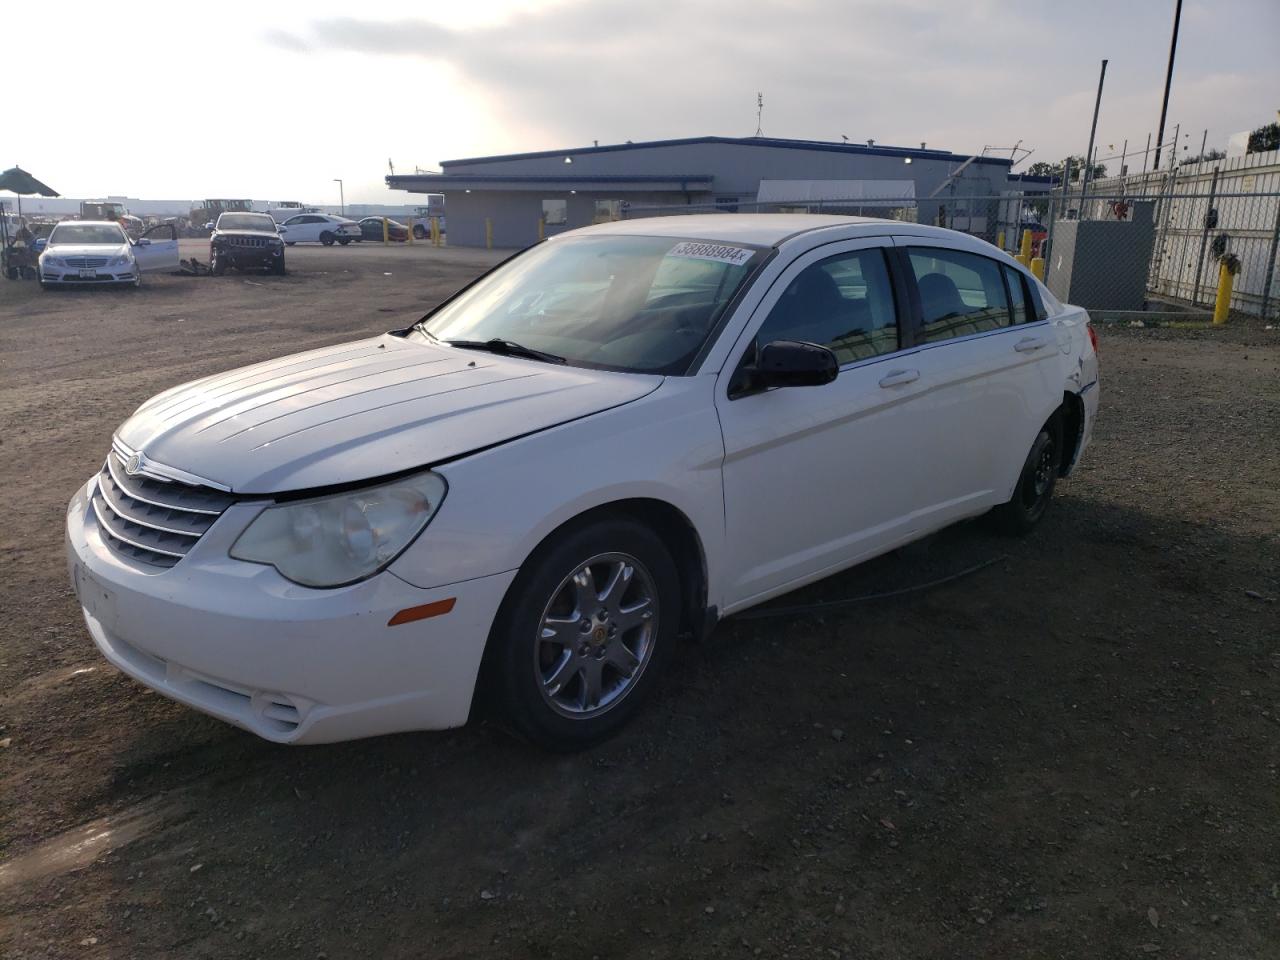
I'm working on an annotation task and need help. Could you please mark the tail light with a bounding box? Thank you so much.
[1087,322,1098,353]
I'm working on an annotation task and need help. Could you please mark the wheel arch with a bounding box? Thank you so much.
[1056,389,1086,477]
[509,497,710,644]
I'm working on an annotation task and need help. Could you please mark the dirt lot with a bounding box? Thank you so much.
[1,241,1277,959]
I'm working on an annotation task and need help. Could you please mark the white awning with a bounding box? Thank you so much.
[756,179,916,206]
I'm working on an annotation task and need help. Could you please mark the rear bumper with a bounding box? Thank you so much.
[65,480,516,744]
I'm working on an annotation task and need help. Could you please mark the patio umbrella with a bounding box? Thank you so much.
[0,166,59,248]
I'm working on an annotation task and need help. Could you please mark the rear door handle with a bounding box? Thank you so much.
[1015,336,1047,353]
[878,369,920,388]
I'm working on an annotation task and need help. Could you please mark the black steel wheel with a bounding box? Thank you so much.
[989,423,1061,535]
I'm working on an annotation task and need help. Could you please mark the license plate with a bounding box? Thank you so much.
[79,269,97,279]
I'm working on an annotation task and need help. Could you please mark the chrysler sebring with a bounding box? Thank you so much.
[66,215,1099,749]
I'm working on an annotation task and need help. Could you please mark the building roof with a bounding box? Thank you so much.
[440,135,1013,169]
[385,173,714,193]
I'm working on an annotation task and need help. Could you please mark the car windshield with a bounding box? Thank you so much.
[413,235,765,375]
[219,214,276,231]
[48,223,126,245]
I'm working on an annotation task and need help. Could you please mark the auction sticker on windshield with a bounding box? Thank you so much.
[666,241,754,266]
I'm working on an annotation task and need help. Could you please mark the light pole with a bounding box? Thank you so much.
[333,179,344,217]
[1152,0,1183,171]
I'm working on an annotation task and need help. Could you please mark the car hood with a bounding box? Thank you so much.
[214,229,280,239]
[115,334,663,494]
[45,243,129,258]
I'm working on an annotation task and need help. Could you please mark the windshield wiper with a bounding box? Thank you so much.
[445,338,566,365]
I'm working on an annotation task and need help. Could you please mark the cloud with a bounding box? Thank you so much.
[266,0,1280,163]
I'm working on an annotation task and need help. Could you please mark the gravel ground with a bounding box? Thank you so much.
[1,241,1277,959]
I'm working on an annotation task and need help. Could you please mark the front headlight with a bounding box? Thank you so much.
[42,255,65,267]
[230,471,447,587]
[110,254,132,266]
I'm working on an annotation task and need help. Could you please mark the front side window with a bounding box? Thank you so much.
[543,199,568,226]
[755,248,899,364]
[907,247,1011,342]
[414,235,764,374]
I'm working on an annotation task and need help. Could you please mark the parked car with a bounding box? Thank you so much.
[210,212,286,276]
[276,213,361,246]
[66,215,1099,749]
[38,220,178,289]
[356,216,409,242]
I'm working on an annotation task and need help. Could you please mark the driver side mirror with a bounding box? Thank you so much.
[756,339,839,389]
[136,237,151,246]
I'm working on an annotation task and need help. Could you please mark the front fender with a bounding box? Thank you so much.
[389,376,728,603]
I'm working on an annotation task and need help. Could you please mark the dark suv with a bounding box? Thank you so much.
[210,212,286,275]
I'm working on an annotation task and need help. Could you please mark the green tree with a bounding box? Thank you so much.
[1247,122,1280,154]
[1026,156,1107,182]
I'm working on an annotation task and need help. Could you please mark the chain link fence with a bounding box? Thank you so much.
[618,154,1280,323]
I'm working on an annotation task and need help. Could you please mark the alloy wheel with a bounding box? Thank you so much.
[535,552,658,719]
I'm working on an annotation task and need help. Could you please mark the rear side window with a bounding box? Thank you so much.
[1003,265,1031,325]
[907,248,1011,342]
[755,248,899,364]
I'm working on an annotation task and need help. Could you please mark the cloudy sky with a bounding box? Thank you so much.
[14,0,1278,204]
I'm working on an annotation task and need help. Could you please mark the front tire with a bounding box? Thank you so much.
[413,224,426,240]
[273,256,286,276]
[486,518,679,751]
[209,246,226,276]
[338,237,351,246]
[989,423,1061,535]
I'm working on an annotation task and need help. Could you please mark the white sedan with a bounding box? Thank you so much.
[38,221,179,289]
[276,213,362,246]
[66,215,1099,749]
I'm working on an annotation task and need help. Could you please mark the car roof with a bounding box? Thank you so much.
[568,214,975,248]
[53,220,124,229]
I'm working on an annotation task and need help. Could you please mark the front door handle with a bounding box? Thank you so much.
[1014,336,1048,353]
[878,369,920,388]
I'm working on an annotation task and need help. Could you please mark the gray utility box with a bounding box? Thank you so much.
[1046,201,1155,311]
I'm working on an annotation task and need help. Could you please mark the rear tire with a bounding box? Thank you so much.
[989,422,1061,535]
[485,518,679,751]
[413,224,426,240]
[320,231,335,246]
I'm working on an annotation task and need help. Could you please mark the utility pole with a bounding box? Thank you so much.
[754,93,764,137]
[1152,0,1183,171]
[333,178,344,216]
[1080,59,1108,210]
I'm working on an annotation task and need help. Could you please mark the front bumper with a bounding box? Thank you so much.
[40,265,137,284]
[65,480,516,744]
[213,241,285,266]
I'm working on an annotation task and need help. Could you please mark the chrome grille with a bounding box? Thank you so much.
[65,256,109,268]
[90,450,235,568]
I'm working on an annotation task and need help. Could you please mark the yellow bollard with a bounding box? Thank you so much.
[406,216,413,244]
[1019,229,1032,261]
[1212,259,1235,325]
[1014,254,1029,267]
[485,218,493,250]
[382,217,389,245]
[1030,256,1045,280]
[537,217,545,242]
[431,216,440,247]
[996,230,1005,251]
